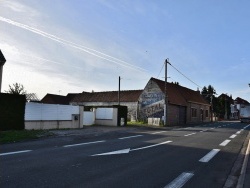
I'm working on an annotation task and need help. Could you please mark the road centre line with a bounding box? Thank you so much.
[199,149,220,163]
[236,131,242,134]
[63,140,105,148]
[0,150,32,156]
[164,172,194,188]
[151,131,167,134]
[230,134,237,139]
[130,141,172,151]
[184,133,196,137]
[119,135,143,140]
[219,139,231,146]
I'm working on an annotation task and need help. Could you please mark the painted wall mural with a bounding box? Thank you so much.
[139,81,165,119]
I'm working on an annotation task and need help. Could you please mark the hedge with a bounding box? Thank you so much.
[0,93,26,130]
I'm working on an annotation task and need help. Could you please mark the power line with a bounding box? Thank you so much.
[156,62,164,78]
[169,62,202,88]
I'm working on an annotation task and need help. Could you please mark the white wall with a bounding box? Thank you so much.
[95,108,113,119]
[25,103,79,121]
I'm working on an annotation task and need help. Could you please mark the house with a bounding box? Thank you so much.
[70,90,143,121]
[138,77,210,125]
[230,97,250,119]
[41,93,79,105]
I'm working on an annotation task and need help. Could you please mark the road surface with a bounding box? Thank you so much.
[1,121,249,188]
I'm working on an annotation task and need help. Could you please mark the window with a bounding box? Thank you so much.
[191,108,197,117]
[205,110,209,117]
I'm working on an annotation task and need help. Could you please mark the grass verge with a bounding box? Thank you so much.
[0,130,52,144]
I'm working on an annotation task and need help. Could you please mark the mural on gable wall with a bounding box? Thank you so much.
[139,81,165,119]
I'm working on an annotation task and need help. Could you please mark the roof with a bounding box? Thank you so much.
[234,97,250,105]
[41,93,79,105]
[0,50,6,66]
[151,77,210,106]
[72,90,143,103]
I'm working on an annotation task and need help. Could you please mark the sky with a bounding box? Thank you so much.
[0,0,250,102]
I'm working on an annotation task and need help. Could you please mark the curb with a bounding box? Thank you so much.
[237,137,250,188]
[224,131,250,188]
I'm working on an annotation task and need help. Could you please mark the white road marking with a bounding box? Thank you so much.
[92,148,130,156]
[63,140,105,148]
[230,134,237,139]
[219,139,231,146]
[210,127,215,129]
[184,133,196,137]
[236,131,242,134]
[199,149,220,163]
[184,127,192,129]
[0,150,32,156]
[152,131,167,134]
[244,124,250,129]
[119,135,143,140]
[164,172,194,188]
[130,141,172,151]
[92,140,172,156]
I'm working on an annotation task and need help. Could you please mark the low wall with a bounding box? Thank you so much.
[25,119,80,130]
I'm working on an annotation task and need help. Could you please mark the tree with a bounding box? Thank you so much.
[5,83,26,95]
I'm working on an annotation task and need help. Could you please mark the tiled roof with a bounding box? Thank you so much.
[151,77,210,106]
[72,90,143,103]
[234,97,250,105]
[41,93,79,105]
[0,50,6,66]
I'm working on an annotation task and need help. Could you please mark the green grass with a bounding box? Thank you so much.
[0,130,52,144]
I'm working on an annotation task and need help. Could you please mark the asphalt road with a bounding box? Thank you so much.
[1,122,250,188]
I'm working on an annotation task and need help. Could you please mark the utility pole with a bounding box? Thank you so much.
[210,95,213,122]
[0,50,6,93]
[224,94,228,120]
[118,76,121,105]
[164,59,170,126]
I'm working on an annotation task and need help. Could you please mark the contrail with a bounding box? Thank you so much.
[0,16,147,72]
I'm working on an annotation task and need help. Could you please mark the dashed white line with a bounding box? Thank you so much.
[184,133,196,137]
[0,150,32,156]
[152,131,167,134]
[164,172,194,188]
[219,139,231,146]
[63,140,105,148]
[236,131,242,134]
[199,149,220,163]
[230,134,237,139]
[119,135,143,140]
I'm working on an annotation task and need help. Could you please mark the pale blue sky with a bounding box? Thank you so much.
[0,0,249,102]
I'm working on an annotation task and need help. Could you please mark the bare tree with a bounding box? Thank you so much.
[5,83,26,95]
